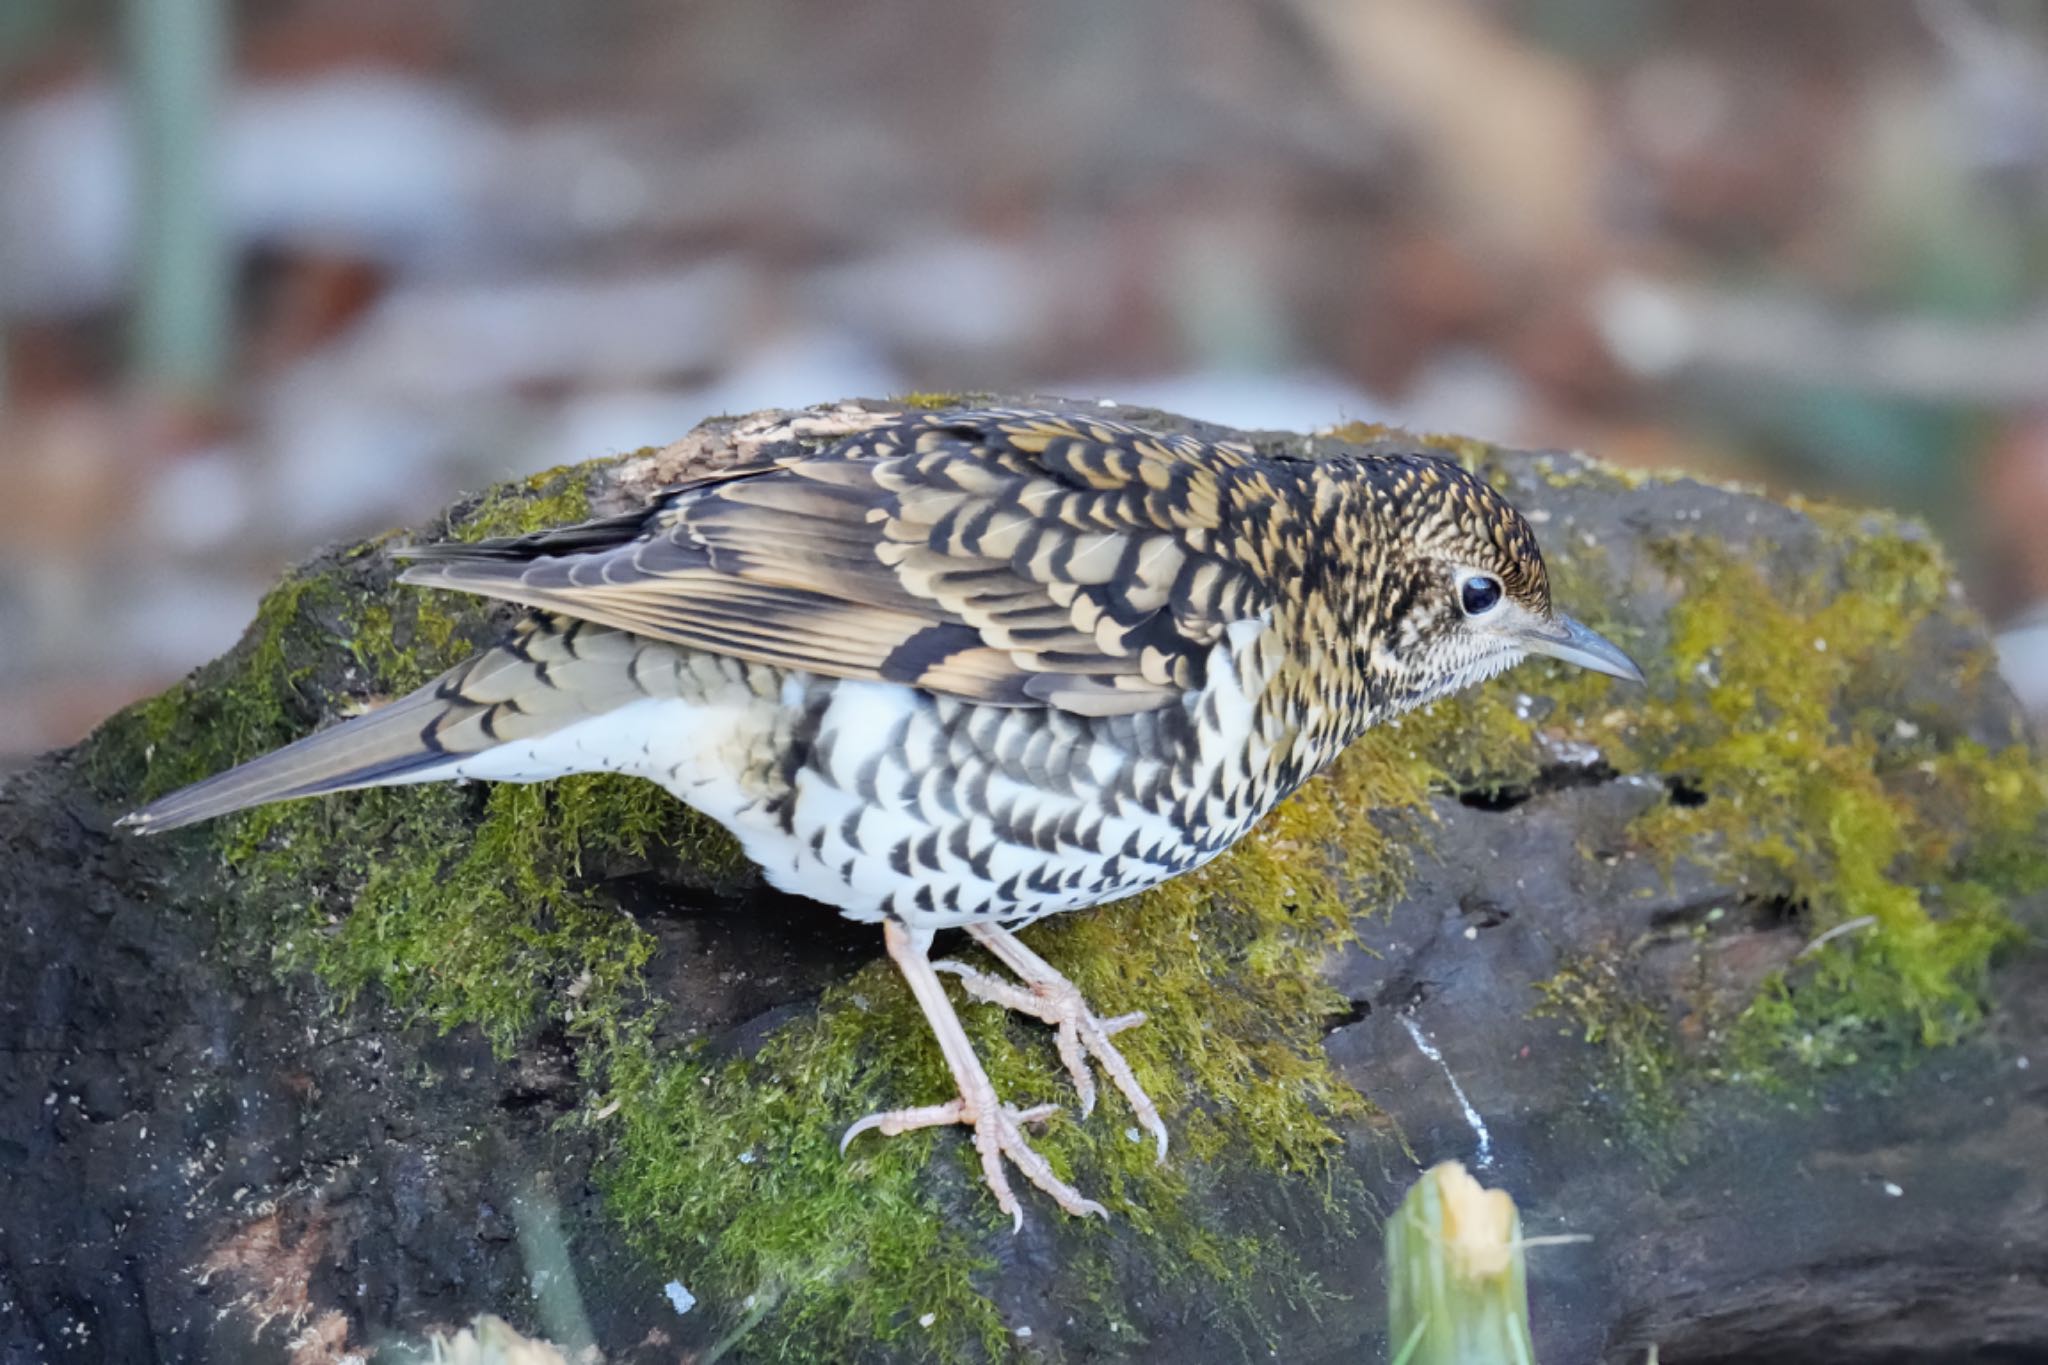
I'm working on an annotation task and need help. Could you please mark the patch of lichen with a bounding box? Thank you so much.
[1525,512,2043,1093]
[1533,956,1686,1136]
[897,392,968,411]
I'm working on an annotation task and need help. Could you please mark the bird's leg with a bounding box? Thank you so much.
[841,921,1107,1229]
[935,922,1168,1162]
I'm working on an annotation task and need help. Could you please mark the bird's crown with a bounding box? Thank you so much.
[1346,452,1552,617]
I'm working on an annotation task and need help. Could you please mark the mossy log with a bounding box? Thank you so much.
[2,398,2044,1364]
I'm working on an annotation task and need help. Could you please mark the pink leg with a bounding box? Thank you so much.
[933,922,1169,1162]
[841,921,1108,1229]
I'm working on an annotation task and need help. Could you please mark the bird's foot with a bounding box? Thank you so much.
[840,1086,1105,1228]
[935,948,1168,1162]
[855,919,1120,1227]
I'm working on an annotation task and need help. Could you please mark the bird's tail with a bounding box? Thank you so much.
[120,616,660,835]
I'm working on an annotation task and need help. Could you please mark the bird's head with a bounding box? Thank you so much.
[1356,455,1643,711]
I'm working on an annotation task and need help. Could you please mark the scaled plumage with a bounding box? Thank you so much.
[124,407,1641,1225]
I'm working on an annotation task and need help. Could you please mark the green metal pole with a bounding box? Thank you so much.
[124,0,231,399]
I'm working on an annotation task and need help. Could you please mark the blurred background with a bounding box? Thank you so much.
[3,0,2046,765]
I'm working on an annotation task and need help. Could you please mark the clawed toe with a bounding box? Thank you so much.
[953,925,1172,1163]
[854,922,1108,1228]
[839,1099,966,1153]
[1098,1010,1145,1036]
[840,1098,1060,1153]
[859,921,1167,1224]
[841,1090,1101,1227]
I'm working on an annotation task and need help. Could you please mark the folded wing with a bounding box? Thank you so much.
[400,410,1275,716]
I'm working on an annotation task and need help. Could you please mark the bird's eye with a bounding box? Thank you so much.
[1459,574,1504,617]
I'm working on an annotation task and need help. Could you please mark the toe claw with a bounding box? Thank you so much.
[1053,1024,1098,1119]
[839,1114,881,1155]
[879,924,1173,1221]
[842,1089,1095,1226]
[840,1100,967,1153]
[879,920,1114,1226]
[952,934,1172,1168]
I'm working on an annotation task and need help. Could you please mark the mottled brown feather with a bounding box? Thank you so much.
[399,411,1275,716]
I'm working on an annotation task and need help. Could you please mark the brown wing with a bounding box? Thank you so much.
[398,410,1273,716]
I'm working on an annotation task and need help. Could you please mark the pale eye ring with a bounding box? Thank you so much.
[1458,573,1505,617]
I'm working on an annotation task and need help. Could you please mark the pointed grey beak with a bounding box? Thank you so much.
[1518,614,1645,684]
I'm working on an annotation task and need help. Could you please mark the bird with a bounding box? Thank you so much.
[121,407,1643,1228]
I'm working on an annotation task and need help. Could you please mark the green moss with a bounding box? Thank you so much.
[1533,956,1684,1134]
[450,462,600,541]
[897,392,967,411]
[1523,504,2043,1100]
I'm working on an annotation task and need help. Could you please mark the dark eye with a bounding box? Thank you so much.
[1459,575,1504,616]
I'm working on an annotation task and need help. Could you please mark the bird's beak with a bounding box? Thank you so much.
[1517,614,1645,684]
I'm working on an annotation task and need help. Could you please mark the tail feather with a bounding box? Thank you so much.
[120,616,665,835]
[117,683,469,834]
